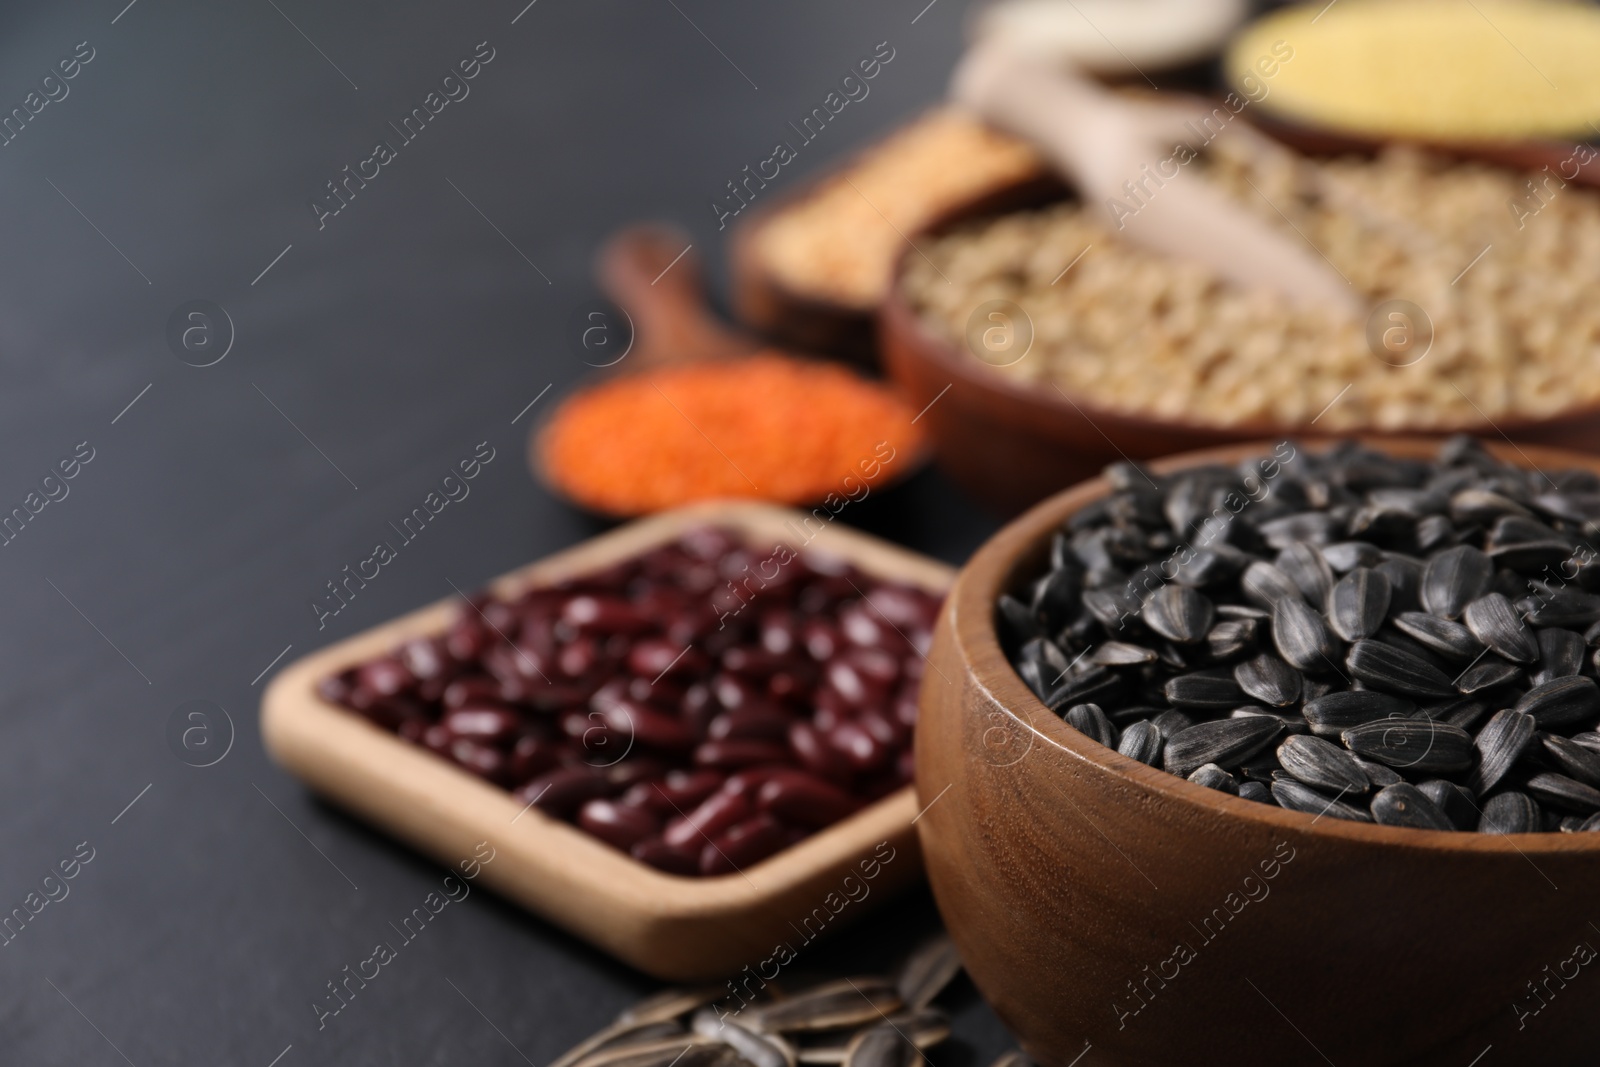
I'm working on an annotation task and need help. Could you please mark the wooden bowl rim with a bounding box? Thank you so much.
[879,120,1600,440]
[946,435,1600,853]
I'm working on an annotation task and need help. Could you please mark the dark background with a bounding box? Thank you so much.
[0,0,1023,1062]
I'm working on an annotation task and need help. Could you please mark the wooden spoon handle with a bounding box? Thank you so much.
[596,226,753,368]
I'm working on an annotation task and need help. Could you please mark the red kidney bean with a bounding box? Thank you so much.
[841,602,899,650]
[760,611,798,655]
[652,768,723,810]
[708,707,793,744]
[517,767,611,817]
[758,771,860,827]
[663,790,751,849]
[578,799,660,851]
[710,672,759,711]
[557,635,598,678]
[400,637,451,681]
[444,619,488,662]
[694,740,791,770]
[508,735,561,782]
[398,717,428,744]
[357,657,413,697]
[896,748,916,785]
[449,739,507,782]
[824,657,887,708]
[442,704,521,744]
[607,756,667,790]
[422,723,454,756]
[827,721,890,772]
[721,647,787,677]
[562,595,651,633]
[700,815,785,875]
[601,700,695,751]
[632,836,701,876]
[788,721,852,783]
[442,676,500,709]
[719,765,792,799]
[858,708,906,748]
[845,646,900,685]
[627,638,705,680]
[802,620,840,662]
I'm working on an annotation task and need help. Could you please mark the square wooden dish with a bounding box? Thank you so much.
[261,501,953,981]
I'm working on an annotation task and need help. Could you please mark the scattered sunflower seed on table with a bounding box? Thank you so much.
[547,936,1011,1067]
[999,437,1600,833]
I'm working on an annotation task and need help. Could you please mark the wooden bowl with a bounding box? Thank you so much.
[262,501,952,981]
[879,130,1600,516]
[915,438,1600,1067]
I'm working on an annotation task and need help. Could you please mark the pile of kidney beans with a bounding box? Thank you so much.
[319,526,942,877]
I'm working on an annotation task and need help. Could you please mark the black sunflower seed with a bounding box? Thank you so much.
[1269,779,1372,822]
[1422,545,1492,619]
[1419,779,1481,830]
[1091,641,1158,667]
[1533,627,1586,684]
[1082,587,1142,632]
[1462,593,1538,663]
[1233,653,1302,707]
[1525,772,1600,814]
[1454,657,1522,694]
[1164,716,1283,779]
[1539,733,1600,788]
[1370,784,1455,830]
[1231,706,1309,735]
[1514,676,1600,729]
[1141,584,1214,644]
[1346,639,1458,699]
[1151,709,1195,738]
[1341,719,1475,774]
[996,595,1043,644]
[1488,540,1575,573]
[1328,567,1391,642]
[1521,587,1600,628]
[1272,598,1340,673]
[1450,488,1531,525]
[1487,513,1564,546]
[1415,514,1457,552]
[1579,812,1600,831]
[1242,561,1304,610]
[1163,669,1246,709]
[1321,541,1384,573]
[1277,543,1335,609]
[1187,763,1240,794]
[1479,792,1541,834]
[1303,690,1415,737]
[1205,618,1258,661]
[1259,511,1340,549]
[1277,735,1370,795]
[1065,703,1118,748]
[1393,612,1484,662]
[1435,696,1496,732]
[1353,757,1403,788]
[1375,557,1424,614]
[1116,720,1163,766]
[1238,781,1274,804]
[1466,709,1536,794]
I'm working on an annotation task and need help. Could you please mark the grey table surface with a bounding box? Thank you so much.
[0,1,1024,1062]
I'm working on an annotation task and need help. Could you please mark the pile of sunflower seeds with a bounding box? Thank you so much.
[999,437,1600,833]
[549,936,1010,1067]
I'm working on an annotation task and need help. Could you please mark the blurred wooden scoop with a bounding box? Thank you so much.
[951,39,1362,317]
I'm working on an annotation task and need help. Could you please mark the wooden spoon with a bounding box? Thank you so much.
[596,225,755,368]
[951,38,1362,316]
